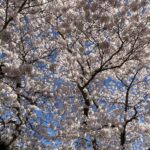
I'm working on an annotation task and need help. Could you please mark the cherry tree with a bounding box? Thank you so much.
[49,0,150,149]
[0,0,150,149]
[0,0,55,149]
[99,65,150,149]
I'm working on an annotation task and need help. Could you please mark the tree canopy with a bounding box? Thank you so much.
[0,0,150,149]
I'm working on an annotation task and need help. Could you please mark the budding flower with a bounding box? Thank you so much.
[0,30,11,42]
[31,113,37,119]
[100,15,110,23]
[29,105,40,111]
[20,64,33,75]
[130,1,139,12]
[12,101,20,108]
